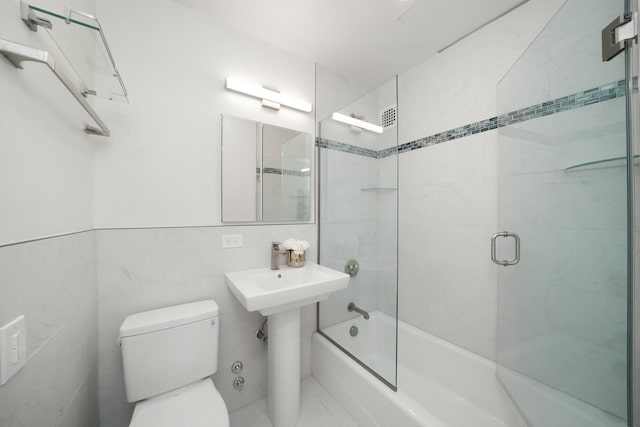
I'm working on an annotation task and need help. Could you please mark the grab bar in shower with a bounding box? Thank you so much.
[348,302,370,320]
[0,38,110,136]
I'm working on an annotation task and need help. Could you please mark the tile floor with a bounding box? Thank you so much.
[230,377,359,427]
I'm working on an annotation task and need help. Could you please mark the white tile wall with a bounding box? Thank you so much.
[0,225,318,427]
[95,224,317,427]
[398,0,566,144]
[397,132,500,359]
[0,233,98,427]
[498,0,626,114]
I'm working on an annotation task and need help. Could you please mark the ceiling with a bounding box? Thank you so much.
[174,0,528,86]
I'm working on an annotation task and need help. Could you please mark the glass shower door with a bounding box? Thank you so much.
[495,0,632,426]
[317,76,399,388]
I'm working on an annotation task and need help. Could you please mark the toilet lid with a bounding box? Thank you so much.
[130,378,229,427]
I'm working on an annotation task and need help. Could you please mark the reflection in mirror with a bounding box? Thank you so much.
[262,124,312,222]
[221,116,259,222]
[221,115,313,223]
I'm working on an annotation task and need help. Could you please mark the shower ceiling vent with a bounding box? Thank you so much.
[380,105,397,129]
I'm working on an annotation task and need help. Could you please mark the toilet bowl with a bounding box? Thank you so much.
[129,378,228,427]
[120,300,230,427]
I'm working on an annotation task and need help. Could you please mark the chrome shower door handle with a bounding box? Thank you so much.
[491,231,520,266]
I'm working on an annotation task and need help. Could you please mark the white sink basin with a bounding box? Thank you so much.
[226,262,349,427]
[225,262,349,316]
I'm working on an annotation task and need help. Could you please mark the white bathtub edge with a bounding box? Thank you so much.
[312,331,448,427]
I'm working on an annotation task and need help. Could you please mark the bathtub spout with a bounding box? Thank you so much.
[347,302,369,320]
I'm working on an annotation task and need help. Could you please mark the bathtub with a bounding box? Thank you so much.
[312,311,527,427]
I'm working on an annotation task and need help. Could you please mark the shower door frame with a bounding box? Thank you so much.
[603,1,637,423]
[628,2,639,425]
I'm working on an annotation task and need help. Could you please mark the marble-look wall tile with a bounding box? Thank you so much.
[494,182,629,409]
[498,0,625,114]
[95,224,317,427]
[497,98,627,178]
[398,133,499,360]
[0,232,98,427]
[398,0,565,144]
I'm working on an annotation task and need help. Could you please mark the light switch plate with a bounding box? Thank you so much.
[0,315,26,385]
[222,234,243,248]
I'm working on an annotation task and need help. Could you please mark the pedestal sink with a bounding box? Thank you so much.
[225,262,349,427]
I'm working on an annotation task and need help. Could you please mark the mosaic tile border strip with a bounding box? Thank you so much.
[319,79,628,159]
[263,167,310,177]
[316,138,378,159]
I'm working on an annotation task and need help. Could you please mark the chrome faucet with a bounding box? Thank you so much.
[348,302,370,320]
[271,241,284,270]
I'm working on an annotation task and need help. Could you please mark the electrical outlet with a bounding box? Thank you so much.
[222,234,243,249]
[0,315,26,385]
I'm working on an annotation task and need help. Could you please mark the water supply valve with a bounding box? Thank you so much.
[231,360,243,374]
[256,318,268,342]
[233,376,245,390]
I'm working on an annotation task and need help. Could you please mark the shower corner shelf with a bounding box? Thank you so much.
[564,155,639,172]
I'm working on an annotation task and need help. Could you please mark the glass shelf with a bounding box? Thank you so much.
[361,187,398,192]
[564,155,639,172]
[23,2,128,102]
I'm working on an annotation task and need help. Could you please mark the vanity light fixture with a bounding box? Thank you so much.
[331,112,383,134]
[300,168,311,173]
[225,77,313,113]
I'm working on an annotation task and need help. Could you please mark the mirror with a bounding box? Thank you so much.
[221,115,313,223]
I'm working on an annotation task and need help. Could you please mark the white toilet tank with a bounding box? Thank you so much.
[120,300,220,403]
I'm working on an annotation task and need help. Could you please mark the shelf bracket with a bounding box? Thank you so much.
[21,1,52,31]
[0,38,110,137]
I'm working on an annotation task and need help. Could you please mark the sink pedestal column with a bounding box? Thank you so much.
[267,307,301,427]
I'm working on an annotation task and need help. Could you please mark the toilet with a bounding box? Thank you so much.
[119,300,230,427]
